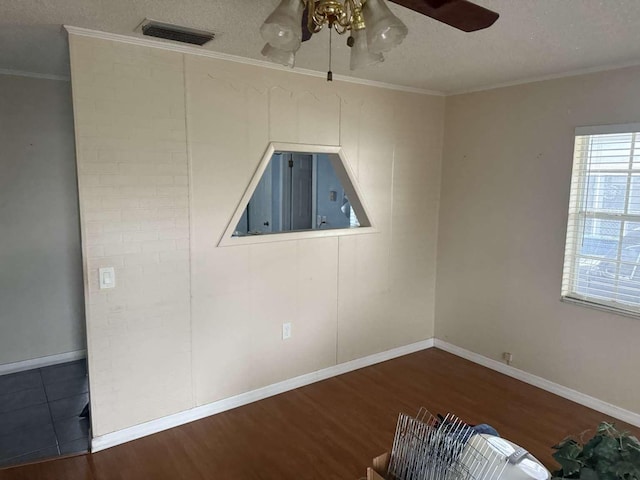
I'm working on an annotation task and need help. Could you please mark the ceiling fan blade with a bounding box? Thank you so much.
[389,0,499,32]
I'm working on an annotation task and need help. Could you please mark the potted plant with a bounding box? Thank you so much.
[552,422,640,480]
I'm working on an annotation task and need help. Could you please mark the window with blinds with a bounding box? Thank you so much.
[562,124,640,316]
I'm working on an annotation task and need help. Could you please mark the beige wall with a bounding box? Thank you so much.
[0,74,85,366]
[69,35,443,436]
[437,66,640,414]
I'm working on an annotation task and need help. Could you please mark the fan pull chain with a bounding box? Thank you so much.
[327,27,333,82]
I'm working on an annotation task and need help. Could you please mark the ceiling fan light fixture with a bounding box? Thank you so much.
[259,1,498,72]
[260,0,305,52]
[261,43,296,68]
[350,28,384,70]
[362,0,408,53]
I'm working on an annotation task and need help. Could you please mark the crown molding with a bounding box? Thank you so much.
[0,68,70,82]
[6,26,638,96]
[63,25,443,97]
[448,59,640,96]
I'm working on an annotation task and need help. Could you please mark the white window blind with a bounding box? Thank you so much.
[562,124,640,316]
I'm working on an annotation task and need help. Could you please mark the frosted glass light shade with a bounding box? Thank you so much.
[350,29,384,70]
[362,0,408,54]
[260,0,304,52]
[261,43,296,68]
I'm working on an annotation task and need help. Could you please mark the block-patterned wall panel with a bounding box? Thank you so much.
[69,35,444,435]
[186,57,345,405]
[70,38,193,435]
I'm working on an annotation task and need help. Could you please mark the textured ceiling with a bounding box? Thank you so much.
[2,0,640,93]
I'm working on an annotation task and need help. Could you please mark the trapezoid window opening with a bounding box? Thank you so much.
[233,151,368,237]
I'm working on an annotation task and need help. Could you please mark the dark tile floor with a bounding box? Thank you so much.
[0,360,90,468]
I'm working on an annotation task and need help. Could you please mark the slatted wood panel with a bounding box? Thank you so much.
[1,349,636,480]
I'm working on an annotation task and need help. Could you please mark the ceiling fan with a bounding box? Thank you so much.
[303,0,499,40]
[261,0,499,75]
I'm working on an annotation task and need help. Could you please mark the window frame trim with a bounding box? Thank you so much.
[561,123,640,318]
[575,123,640,136]
[560,295,640,319]
[217,142,377,247]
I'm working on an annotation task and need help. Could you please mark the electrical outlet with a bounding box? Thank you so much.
[503,352,513,365]
[282,322,292,340]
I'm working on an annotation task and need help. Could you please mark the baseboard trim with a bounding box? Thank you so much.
[0,350,87,376]
[434,339,640,428]
[91,338,435,452]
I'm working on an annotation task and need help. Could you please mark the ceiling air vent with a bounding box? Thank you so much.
[140,20,214,46]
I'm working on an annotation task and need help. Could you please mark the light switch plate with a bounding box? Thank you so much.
[99,267,116,289]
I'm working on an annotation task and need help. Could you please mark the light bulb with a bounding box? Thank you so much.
[261,43,296,68]
[362,0,408,54]
[260,0,304,52]
[350,29,384,70]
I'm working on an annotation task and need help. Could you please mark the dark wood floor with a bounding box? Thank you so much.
[1,348,637,480]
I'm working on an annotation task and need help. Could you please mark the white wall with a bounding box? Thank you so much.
[437,66,640,414]
[69,34,444,436]
[0,74,85,366]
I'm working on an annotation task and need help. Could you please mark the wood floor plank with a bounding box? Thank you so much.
[1,349,636,479]
[0,454,93,480]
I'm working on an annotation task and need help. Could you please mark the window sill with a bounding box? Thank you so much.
[218,226,377,247]
[560,295,640,320]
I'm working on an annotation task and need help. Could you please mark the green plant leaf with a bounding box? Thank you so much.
[583,436,604,461]
[551,422,640,480]
[553,440,584,477]
[554,438,580,450]
[581,467,601,480]
[614,460,640,480]
[594,437,623,464]
[595,461,618,480]
[597,423,617,436]
[553,440,582,457]
[622,436,640,454]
